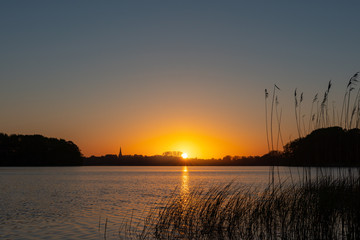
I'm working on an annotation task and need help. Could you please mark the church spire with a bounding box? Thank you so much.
[118,147,122,158]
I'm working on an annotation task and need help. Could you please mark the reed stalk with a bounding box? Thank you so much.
[265,89,270,152]
[298,92,303,136]
[294,89,301,138]
[308,93,318,133]
[275,103,284,151]
[270,84,280,151]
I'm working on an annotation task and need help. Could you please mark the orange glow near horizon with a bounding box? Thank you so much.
[131,131,241,159]
[78,125,269,159]
[73,105,270,159]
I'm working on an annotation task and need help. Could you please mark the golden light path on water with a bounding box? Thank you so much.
[181,166,189,204]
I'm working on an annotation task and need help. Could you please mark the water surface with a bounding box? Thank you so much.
[0,166,335,239]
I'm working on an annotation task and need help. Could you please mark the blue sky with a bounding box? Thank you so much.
[1,1,359,157]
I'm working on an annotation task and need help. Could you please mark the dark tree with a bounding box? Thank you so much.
[0,133,83,166]
[283,127,360,166]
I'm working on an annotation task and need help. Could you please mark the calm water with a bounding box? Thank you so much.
[0,166,341,239]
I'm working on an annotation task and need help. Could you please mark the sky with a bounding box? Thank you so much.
[1,1,360,158]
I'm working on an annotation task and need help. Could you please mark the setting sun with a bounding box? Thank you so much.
[181,153,188,159]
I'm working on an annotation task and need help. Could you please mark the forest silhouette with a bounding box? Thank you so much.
[284,127,360,166]
[0,133,82,166]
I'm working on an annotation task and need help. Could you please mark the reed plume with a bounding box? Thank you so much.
[341,72,359,128]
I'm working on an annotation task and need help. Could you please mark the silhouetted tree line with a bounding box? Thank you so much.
[84,155,185,166]
[0,133,82,166]
[83,154,283,166]
[7,126,352,167]
[283,127,360,166]
[83,127,360,166]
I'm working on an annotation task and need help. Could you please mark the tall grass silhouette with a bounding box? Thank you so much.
[264,89,270,152]
[126,173,360,240]
[120,72,360,239]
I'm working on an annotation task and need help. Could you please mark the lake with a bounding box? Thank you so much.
[0,166,345,239]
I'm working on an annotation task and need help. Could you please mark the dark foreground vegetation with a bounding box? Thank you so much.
[123,172,360,240]
[0,133,82,166]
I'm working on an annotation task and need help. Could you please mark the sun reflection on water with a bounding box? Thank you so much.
[181,166,189,198]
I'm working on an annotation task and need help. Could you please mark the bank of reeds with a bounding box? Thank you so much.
[266,72,359,151]
[124,174,359,240]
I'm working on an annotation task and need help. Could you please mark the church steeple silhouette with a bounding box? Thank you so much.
[118,147,122,158]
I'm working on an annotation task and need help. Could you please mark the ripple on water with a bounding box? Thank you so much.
[1,166,298,239]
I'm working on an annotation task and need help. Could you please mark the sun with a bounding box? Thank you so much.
[181,152,188,159]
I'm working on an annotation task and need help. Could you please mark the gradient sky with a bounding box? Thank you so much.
[1,1,360,158]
